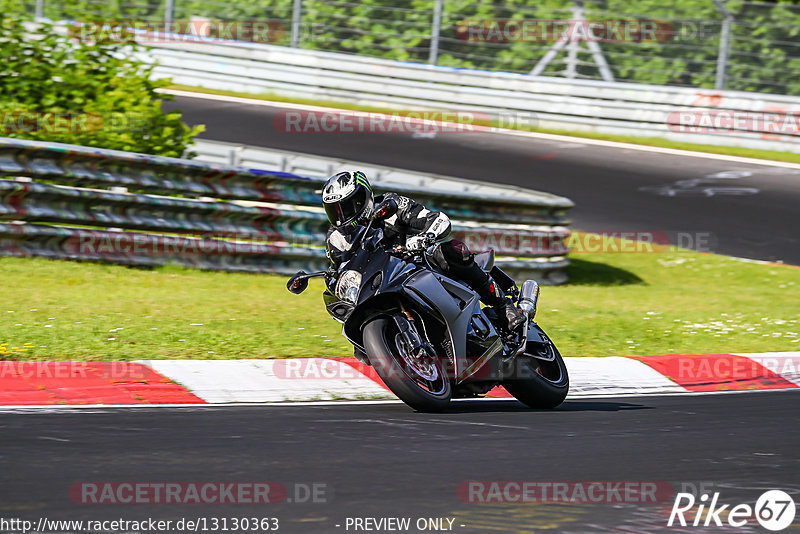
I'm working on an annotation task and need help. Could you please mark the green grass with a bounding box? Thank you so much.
[1,245,798,361]
[167,84,800,165]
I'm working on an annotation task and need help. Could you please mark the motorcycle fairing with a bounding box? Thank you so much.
[403,270,502,382]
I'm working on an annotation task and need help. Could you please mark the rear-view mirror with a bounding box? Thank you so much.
[287,271,310,294]
[373,198,398,220]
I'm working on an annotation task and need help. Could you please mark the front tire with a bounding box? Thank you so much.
[363,317,452,412]
[503,327,569,409]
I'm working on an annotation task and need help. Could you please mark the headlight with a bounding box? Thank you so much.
[336,270,362,304]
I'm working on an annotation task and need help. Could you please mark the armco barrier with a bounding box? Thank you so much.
[0,223,324,273]
[190,139,561,206]
[190,139,572,257]
[0,137,573,283]
[136,38,800,154]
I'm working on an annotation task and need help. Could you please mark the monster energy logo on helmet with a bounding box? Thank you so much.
[354,171,372,192]
[322,170,374,228]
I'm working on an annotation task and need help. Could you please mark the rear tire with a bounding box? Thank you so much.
[363,317,452,412]
[503,328,569,409]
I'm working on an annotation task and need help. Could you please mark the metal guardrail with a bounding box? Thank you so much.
[0,137,573,283]
[142,39,800,154]
[28,0,800,95]
[191,138,572,263]
[189,139,573,221]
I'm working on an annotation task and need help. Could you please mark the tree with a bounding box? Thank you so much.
[0,9,203,157]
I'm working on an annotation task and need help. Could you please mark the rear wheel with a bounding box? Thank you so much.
[503,327,569,409]
[363,317,452,412]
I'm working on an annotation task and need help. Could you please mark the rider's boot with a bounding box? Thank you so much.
[477,276,526,332]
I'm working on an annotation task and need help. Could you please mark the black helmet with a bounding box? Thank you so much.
[321,171,374,227]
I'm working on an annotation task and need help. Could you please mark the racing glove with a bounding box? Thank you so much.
[406,233,436,251]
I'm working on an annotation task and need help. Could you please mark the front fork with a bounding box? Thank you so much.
[352,315,430,367]
[392,314,434,360]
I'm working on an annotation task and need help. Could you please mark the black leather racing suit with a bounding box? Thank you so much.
[325,192,504,307]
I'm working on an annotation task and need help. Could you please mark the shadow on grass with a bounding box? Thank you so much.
[566,257,645,286]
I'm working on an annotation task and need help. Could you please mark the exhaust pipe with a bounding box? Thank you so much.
[518,280,540,320]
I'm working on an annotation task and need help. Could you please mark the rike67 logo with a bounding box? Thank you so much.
[668,490,796,531]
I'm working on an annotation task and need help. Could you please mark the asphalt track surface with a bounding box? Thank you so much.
[2,391,798,533]
[164,95,800,265]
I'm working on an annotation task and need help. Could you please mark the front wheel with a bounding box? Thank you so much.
[503,327,569,409]
[363,317,452,412]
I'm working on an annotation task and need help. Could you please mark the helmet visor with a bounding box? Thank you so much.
[324,187,369,227]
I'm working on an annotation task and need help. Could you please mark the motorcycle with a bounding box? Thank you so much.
[287,199,569,412]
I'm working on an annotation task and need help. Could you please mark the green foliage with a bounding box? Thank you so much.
[174,0,292,23]
[284,0,800,94]
[13,0,800,94]
[0,11,203,157]
[39,0,166,21]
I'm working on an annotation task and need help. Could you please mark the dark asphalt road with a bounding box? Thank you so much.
[2,391,798,533]
[163,94,800,265]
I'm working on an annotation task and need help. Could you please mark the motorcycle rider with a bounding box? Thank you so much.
[321,170,525,333]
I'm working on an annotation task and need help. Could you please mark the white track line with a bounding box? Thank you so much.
[160,88,800,170]
[0,388,796,413]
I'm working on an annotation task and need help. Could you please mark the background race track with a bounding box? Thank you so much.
[164,94,800,265]
[1,391,798,533]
